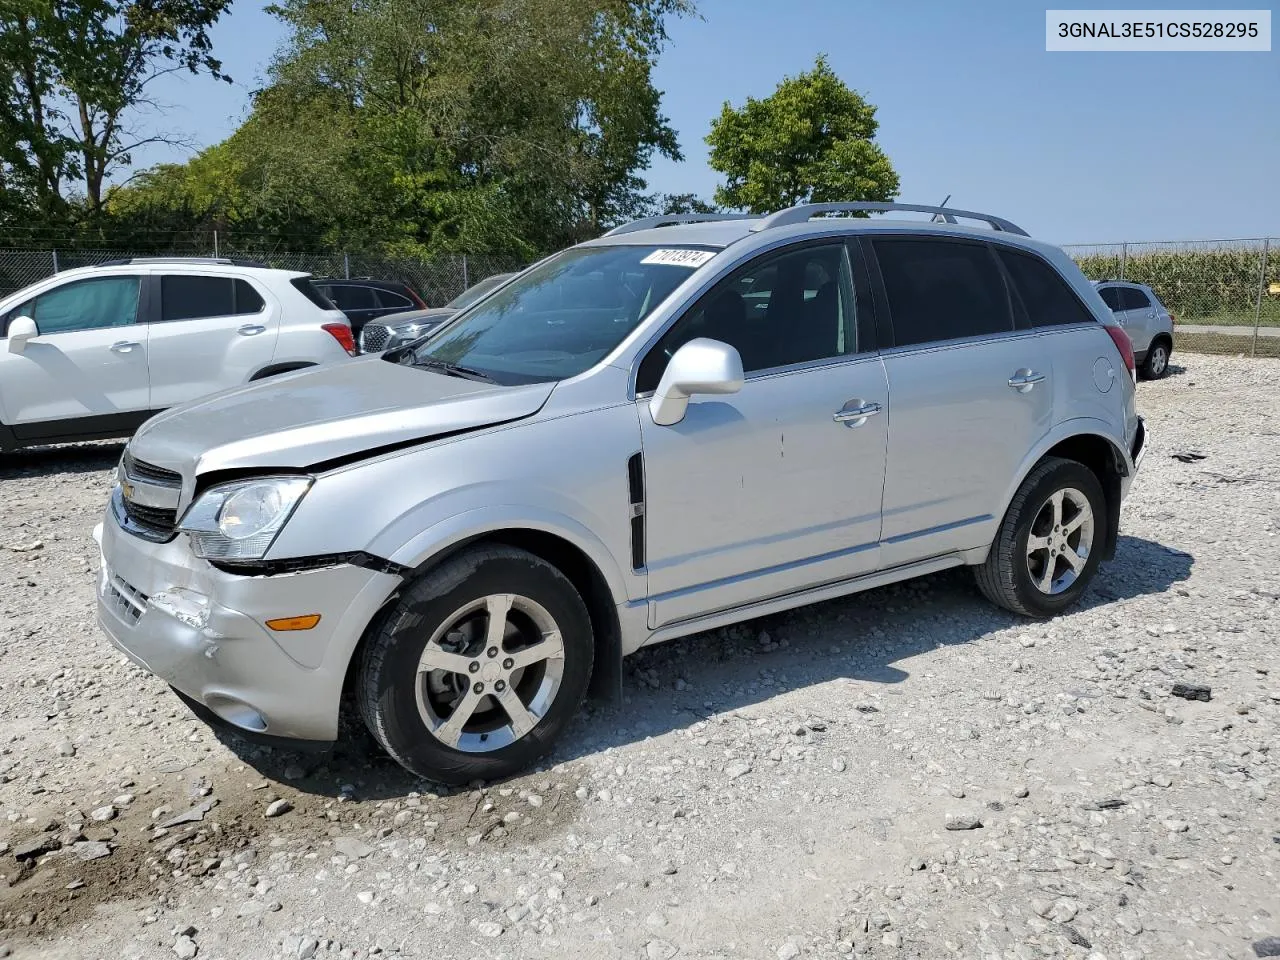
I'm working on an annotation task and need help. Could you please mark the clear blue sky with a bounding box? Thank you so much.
[146,0,1278,245]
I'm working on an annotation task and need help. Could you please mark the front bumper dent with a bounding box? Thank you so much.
[95,510,401,742]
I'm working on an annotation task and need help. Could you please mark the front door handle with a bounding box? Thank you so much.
[833,401,882,426]
[1008,370,1045,393]
[110,340,141,354]
[237,324,267,336]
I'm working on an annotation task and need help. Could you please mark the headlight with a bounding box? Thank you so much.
[178,476,312,561]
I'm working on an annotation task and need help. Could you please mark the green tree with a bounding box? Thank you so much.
[0,0,231,222]
[705,54,899,214]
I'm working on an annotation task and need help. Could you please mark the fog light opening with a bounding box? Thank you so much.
[204,694,268,733]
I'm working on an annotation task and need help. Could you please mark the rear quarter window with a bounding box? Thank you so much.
[997,249,1096,327]
[291,277,337,310]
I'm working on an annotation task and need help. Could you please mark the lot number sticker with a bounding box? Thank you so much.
[640,249,715,268]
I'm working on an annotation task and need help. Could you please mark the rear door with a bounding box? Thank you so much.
[320,283,382,332]
[146,273,279,408]
[867,235,1056,568]
[0,274,151,436]
[1118,286,1156,353]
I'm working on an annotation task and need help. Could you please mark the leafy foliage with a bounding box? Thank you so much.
[0,0,231,222]
[705,54,899,214]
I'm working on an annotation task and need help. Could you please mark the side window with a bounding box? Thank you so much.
[235,279,265,314]
[872,238,1013,347]
[374,289,412,310]
[636,242,856,392]
[160,276,265,322]
[998,248,1096,327]
[1097,286,1123,311]
[25,276,140,335]
[1121,287,1151,311]
[329,285,378,310]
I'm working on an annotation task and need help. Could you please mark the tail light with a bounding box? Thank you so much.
[1105,324,1135,380]
[406,287,428,309]
[322,322,357,356]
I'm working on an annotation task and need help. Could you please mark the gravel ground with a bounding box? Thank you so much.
[1,354,1277,960]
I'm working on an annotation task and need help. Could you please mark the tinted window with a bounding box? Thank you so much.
[999,249,1095,327]
[873,239,1012,346]
[20,277,140,335]
[291,277,335,310]
[327,284,378,310]
[1097,286,1123,310]
[1120,287,1151,310]
[410,246,708,385]
[374,289,412,310]
[160,276,265,322]
[636,243,855,392]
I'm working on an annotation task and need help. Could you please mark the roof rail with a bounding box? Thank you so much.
[93,256,271,269]
[601,212,757,238]
[752,202,1029,237]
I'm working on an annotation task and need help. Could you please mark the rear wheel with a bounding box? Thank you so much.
[358,546,593,784]
[1139,339,1170,380]
[974,457,1107,618]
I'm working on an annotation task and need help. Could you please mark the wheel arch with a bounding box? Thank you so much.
[1000,423,1130,562]
[249,361,316,381]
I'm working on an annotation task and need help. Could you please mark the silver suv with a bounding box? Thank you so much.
[94,202,1147,784]
[1093,280,1175,379]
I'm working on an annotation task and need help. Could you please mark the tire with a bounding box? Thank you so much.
[358,545,593,784]
[974,457,1107,619]
[1138,338,1170,380]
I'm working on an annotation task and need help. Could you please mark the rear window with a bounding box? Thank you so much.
[291,277,336,310]
[374,289,413,310]
[998,249,1095,327]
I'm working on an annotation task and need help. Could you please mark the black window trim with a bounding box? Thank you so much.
[631,237,881,398]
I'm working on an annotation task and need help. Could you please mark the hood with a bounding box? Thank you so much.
[129,356,554,477]
[379,307,457,327]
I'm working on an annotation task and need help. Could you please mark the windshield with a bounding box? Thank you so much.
[407,245,716,385]
[447,273,513,311]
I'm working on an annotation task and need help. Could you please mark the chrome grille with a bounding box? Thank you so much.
[117,453,182,541]
[359,323,392,353]
[123,453,181,487]
[105,573,148,626]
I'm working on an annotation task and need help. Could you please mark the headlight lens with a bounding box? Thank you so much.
[178,476,312,561]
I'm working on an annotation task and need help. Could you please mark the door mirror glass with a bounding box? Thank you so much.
[649,337,744,426]
[6,315,37,354]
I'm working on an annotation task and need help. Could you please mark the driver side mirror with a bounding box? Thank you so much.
[649,338,744,426]
[6,316,37,355]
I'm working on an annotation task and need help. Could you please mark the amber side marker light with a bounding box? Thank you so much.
[266,614,322,631]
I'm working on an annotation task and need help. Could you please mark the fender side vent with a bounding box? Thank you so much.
[627,452,645,571]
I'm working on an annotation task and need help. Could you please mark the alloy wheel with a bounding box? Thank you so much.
[1025,487,1095,595]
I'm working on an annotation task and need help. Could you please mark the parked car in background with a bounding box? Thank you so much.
[1093,280,1175,379]
[358,272,517,353]
[1,257,355,452]
[96,202,1146,785]
[312,278,428,337]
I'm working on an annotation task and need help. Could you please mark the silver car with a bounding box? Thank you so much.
[95,202,1147,784]
[1093,280,1175,379]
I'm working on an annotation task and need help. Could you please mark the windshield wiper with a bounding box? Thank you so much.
[410,357,497,384]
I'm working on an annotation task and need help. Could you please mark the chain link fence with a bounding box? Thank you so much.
[1063,238,1278,359]
[1,237,1277,358]
[0,246,525,310]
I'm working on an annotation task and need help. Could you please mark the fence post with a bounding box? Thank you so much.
[51,249,59,274]
[462,254,469,290]
[213,230,219,258]
[1119,242,1127,279]
[344,252,350,280]
[1252,238,1270,359]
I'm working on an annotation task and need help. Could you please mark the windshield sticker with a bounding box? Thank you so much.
[640,248,715,268]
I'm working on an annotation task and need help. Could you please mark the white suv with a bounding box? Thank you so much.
[0,258,355,452]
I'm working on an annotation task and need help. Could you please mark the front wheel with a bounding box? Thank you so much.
[974,457,1107,618]
[358,546,594,784]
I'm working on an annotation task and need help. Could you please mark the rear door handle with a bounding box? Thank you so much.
[110,340,141,354]
[237,324,267,336]
[833,401,882,425]
[1008,370,1045,392]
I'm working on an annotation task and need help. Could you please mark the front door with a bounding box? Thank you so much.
[636,240,888,629]
[0,274,150,439]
